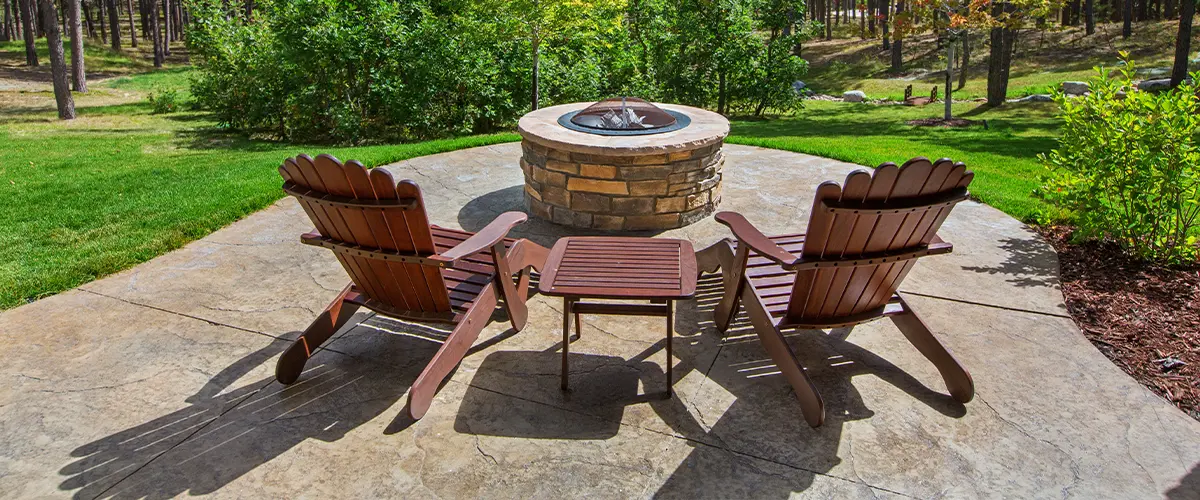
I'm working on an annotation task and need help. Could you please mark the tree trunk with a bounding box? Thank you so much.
[1123,0,1133,37]
[1170,0,1194,87]
[718,70,727,115]
[1165,0,1175,18]
[959,35,970,89]
[890,0,903,72]
[138,0,146,39]
[94,0,103,41]
[987,2,1016,106]
[1085,0,1095,33]
[2,0,10,42]
[243,0,251,20]
[107,0,118,48]
[160,0,169,54]
[882,0,890,49]
[19,0,36,66]
[530,33,539,111]
[148,0,161,67]
[40,0,75,118]
[868,0,876,35]
[945,41,955,120]
[125,0,135,46]
[67,0,85,91]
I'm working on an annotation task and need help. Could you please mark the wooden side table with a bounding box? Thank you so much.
[538,237,698,397]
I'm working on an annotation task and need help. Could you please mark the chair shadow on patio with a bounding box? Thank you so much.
[651,274,969,497]
[451,275,969,497]
[57,313,515,499]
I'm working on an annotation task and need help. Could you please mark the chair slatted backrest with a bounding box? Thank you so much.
[786,157,973,323]
[280,154,452,314]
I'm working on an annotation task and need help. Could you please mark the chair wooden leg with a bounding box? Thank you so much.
[743,287,826,427]
[703,239,748,334]
[407,284,499,420]
[276,284,361,385]
[889,298,975,403]
[497,240,550,332]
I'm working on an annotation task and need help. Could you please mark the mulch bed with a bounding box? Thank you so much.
[905,117,984,128]
[1036,226,1199,421]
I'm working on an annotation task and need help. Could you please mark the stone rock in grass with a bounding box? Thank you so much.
[1137,79,1172,92]
[1011,94,1054,103]
[842,90,866,102]
[1061,81,1089,95]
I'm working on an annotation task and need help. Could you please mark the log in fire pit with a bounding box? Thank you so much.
[518,99,730,230]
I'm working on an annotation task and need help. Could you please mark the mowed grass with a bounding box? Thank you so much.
[728,100,1063,221]
[803,19,1199,101]
[1,39,1067,309]
[0,76,519,309]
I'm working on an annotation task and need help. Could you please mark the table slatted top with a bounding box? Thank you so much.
[538,237,698,299]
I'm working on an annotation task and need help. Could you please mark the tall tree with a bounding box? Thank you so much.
[959,34,970,89]
[986,1,1016,106]
[160,0,169,54]
[2,0,12,42]
[40,0,75,118]
[1084,0,1094,33]
[1170,0,1194,87]
[1123,0,1132,37]
[882,0,890,49]
[67,0,86,91]
[124,0,134,46]
[890,0,904,72]
[107,0,118,48]
[19,0,36,66]
[482,0,621,111]
[148,0,162,67]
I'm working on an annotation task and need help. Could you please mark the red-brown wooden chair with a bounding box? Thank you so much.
[275,154,548,419]
[696,157,976,427]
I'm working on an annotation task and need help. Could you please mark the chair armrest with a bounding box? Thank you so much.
[432,212,528,264]
[714,212,800,266]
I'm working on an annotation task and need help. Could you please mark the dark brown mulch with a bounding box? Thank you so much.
[1036,226,1200,421]
[905,117,983,128]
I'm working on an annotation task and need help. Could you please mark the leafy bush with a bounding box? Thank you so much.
[185,0,810,143]
[1038,55,1200,264]
[147,88,180,114]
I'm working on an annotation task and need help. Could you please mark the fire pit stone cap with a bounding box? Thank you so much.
[518,102,729,157]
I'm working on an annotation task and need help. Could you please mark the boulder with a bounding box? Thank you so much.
[1014,94,1054,103]
[842,90,867,102]
[792,81,813,97]
[1138,79,1172,92]
[1061,81,1089,95]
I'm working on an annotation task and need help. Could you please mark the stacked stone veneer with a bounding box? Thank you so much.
[521,140,724,230]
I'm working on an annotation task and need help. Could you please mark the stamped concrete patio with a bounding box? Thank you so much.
[2,144,1198,499]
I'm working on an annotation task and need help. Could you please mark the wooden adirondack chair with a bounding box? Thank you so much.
[696,157,976,427]
[275,154,548,419]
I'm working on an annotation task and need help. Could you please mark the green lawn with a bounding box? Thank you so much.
[803,19,1198,101]
[728,100,1062,222]
[0,39,1069,309]
[0,74,519,309]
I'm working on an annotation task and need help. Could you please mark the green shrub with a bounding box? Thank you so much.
[147,88,180,114]
[1038,55,1200,264]
[184,0,810,143]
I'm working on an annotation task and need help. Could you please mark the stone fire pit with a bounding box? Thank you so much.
[518,101,730,230]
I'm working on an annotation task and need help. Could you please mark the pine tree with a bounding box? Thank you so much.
[68,0,87,92]
[40,0,75,119]
[19,0,37,65]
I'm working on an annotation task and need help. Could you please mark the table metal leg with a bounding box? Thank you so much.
[562,297,571,391]
[665,300,674,398]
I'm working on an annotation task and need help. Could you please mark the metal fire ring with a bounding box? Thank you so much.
[557,109,692,136]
